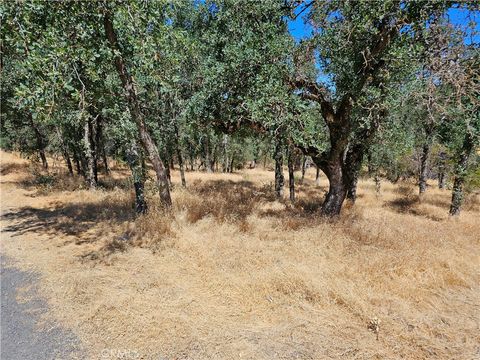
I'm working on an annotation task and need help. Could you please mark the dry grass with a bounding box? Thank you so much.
[1,150,479,360]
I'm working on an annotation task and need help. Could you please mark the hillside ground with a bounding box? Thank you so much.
[0,150,479,359]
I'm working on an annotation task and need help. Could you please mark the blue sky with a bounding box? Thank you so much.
[288,7,480,43]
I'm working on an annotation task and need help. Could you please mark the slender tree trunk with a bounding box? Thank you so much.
[164,153,172,186]
[72,149,82,176]
[222,134,229,173]
[204,135,212,173]
[88,117,98,184]
[287,146,295,202]
[374,174,381,195]
[125,142,147,214]
[104,13,171,208]
[173,130,186,188]
[189,151,195,171]
[300,155,306,184]
[315,166,321,186]
[229,155,235,173]
[210,143,217,172]
[419,142,431,196]
[437,151,447,189]
[55,127,73,175]
[64,152,73,175]
[96,116,110,175]
[449,133,474,216]
[83,121,96,189]
[274,137,284,199]
[102,145,109,175]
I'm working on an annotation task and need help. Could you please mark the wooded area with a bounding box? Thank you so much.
[1,1,479,217]
[1,1,480,359]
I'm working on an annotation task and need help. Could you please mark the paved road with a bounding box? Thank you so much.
[1,256,84,360]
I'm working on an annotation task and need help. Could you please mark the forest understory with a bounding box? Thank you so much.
[0,150,479,360]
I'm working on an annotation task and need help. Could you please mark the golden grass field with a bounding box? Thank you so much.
[1,150,479,359]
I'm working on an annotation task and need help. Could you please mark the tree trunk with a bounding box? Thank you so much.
[346,155,363,204]
[72,149,82,176]
[55,127,73,175]
[287,146,295,202]
[173,123,186,187]
[210,143,217,173]
[300,155,306,184]
[437,151,447,189]
[204,135,212,173]
[274,137,284,199]
[88,117,98,184]
[346,173,359,203]
[315,166,321,186]
[104,13,171,208]
[83,121,96,189]
[419,142,431,196]
[64,152,73,176]
[222,134,229,173]
[125,142,147,214]
[164,153,172,186]
[374,174,381,195]
[229,155,235,173]
[96,116,110,175]
[321,163,347,216]
[30,115,48,169]
[449,133,474,216]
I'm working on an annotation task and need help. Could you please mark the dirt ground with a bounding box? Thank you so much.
[1,150,479,359]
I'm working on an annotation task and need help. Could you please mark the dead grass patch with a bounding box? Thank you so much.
[1,151,479,359]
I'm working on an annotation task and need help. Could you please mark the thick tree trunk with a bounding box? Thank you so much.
[419,142,431,196]
[104,13,171,208]
[449,133,473,216]
[83,121,96,189]
[346,159,362,204]
[287,146,295,202]
[274,137,284,199]
[321,164,347,216]
[125,142,147,214]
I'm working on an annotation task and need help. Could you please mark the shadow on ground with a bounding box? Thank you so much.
[1,200,134,244]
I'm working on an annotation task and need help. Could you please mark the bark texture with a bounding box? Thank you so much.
[274,137,284,199]
[449,133,474,216]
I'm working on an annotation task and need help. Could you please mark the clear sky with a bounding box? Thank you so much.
[287,7,480,44]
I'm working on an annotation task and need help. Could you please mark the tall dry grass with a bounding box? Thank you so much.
[1,151,479,359]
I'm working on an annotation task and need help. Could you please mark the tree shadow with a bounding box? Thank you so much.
[0,162,29,175]
[1,200,134,244]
